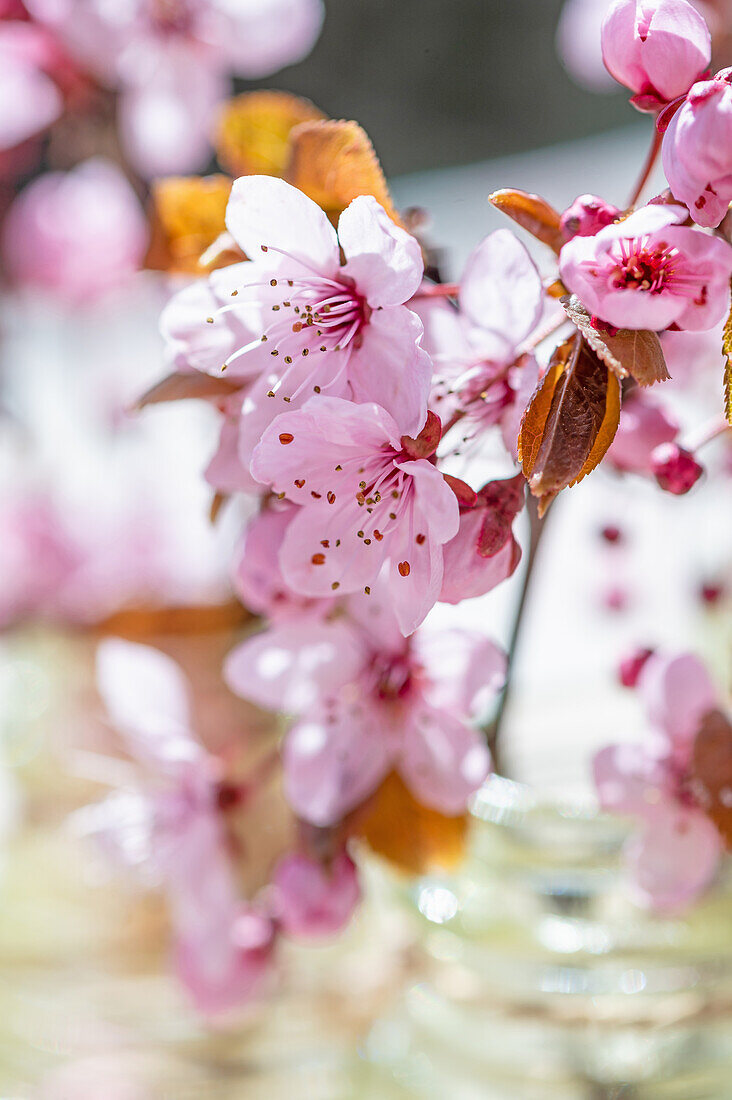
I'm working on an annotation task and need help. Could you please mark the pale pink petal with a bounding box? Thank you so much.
[175,904,275,1016]
[628,800,722,911]
[205,412,261,494]
[638,651,719,749]
[96,640,200,772]
[213,0,325,78]
[283,704,393,826]
[232,504,311,617]
[557,0,618,91]
[440,510,522,604]
[338,195,423,307]
[593,743,672,817]
[415,630,507,720]
[395,460,460,543]
[0,55,61,149]
[347,307,432,437]
[399,705,490,815]
[118,51,225,178]
[500,354,541,459]
[224,615,365,714]
[272,850,360,938]
[639,0,712,101]
[607,391,679,474]
[225,176,339,276]
[460,229,544,352]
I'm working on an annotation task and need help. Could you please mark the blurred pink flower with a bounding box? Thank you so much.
[594,651,724,910]
[271,850,360,938]
[86,640,274,1014]
[560,194,622,239]
[607,389,679,473]
[559,203,732,331]
[662,68,732,228]
[226,598,503,825]
[26,0,324,176]
[0,21,62,150]
[250,398,459,635]
[557,0,620,91]
[2,158,148,305]
[601,0,711,109]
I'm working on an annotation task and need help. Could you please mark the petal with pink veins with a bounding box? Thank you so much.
[460,229,544,352]
[348,307,432,437]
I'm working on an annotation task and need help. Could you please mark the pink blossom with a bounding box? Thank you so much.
[250,398,460,635]
[559,203,732,331]
[560,194,621,239]
[86,640,273,1014]
[271,850,360,938]
[440,474,524,604]
[557,0,620,92]
[26,0,324,177]
[2,159,148,305]
[226,600,503,825]
[414,230,544,452]
[0,21,62,150]
[231,502,331,621]
[607,389,679,473]
[601,0,711,109]
[662,68,732,228]
[650,441,704,492]
[594,651,724,910]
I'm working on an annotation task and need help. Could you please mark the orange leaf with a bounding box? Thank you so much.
[489,188,565,253]
[561,294,669,386]
[519,333,621,514]
[145,175,232,275]
[357,772,468,874]
[215,91,326,178]
[723,287,732,426]
[287,119,401,226]
[135,372,240,410]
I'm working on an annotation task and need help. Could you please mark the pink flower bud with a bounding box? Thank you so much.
[561,194,621,239]
[272,850,360,939]
[618,646,655,687]
[601,0,712,109]
[651,442,704,493]
[662,68,732,227]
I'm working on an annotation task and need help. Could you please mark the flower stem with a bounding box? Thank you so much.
[484,491,548,776]
[627,125,663,209]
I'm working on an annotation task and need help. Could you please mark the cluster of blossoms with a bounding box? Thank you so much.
[79,0,732,1012]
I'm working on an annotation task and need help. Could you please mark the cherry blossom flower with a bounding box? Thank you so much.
[250,398,459,635]
[557,0,620,91]
[225,595,504,825]
[594,651,724,909]
[271,850,360,938]
[601,0,712,110]
[2,159,148,305]
[414,229,544,455]
[26,0,325,177]
[440,474,524,604]
[82,640,274,1014]
[559,203,732,331]
[662,67,732,228]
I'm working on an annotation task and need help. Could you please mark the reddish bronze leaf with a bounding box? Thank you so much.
[691,709,732,849]
[135,372,240,410]
[489,188,565,253]
[723,288,732,426]
[561,295,670,386]
[518,333,621,514]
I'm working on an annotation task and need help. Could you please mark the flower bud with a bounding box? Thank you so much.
[618,646,655,688]
[601,0,711,109]
[662,68,732,228]
[651,442,704,493]
[560,194,621,239]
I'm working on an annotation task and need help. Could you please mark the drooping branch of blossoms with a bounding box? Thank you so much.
[82,0,732,1012]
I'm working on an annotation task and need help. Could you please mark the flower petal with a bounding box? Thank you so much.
[339,194,423,307]
[628,800,722,912]
[415,630,507,720]
[460,229,544,352]
[225,175,339,275]
[348,307,432,437]
[399,705,490,815]
[639,651,719,750]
